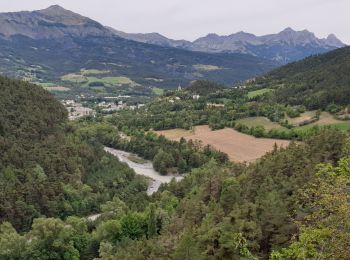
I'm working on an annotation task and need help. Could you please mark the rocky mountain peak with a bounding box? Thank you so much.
[205,33,220,39]
[0,5,111,39]
[326,33,345,47]
[35,4,88,25]
[281,27,295,33]
[43,4,66,12]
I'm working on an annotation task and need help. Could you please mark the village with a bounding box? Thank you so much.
[61,97,145,120]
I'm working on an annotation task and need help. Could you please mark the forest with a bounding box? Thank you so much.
[252,46,350,109]
[1,74,350,260]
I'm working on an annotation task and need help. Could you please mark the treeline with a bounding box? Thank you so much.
[77,121,229,175]
[95,128,347,259]
[108,87,328,139]
[234,122,335,140]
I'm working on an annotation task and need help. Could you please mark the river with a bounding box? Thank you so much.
[87,147,184,222]
[104,147,184,195]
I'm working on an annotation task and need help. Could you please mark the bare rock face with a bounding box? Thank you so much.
[0,5,112,39]
[325,33,345,47]
[0,5,345,63]
[112,27,346,63]
[108,27,191,49]
[189,28,345,62]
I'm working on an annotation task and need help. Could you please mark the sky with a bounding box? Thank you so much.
[0,0,349,43]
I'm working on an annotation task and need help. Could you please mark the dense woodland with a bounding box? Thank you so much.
[252,46,350,109]
[1,67,350,260]
[0,77,149,233]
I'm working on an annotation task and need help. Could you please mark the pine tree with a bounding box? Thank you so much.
[147,204,157,238]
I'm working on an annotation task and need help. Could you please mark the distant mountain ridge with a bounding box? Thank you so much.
[112,27,345,63]
[0,5,278,96]
[0,5,344,64]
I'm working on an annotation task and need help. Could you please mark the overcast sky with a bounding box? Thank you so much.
[0,0,349,43]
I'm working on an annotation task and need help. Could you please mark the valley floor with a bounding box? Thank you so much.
[104,147,183,194]
[156,125,290,162]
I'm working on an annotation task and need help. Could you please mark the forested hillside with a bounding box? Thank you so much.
[1,76,350,259]
[253,46,350,109]
[0,76,148,233]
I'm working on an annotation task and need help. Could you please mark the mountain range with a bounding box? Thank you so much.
[0,5,345,98]
[112,28,345,63]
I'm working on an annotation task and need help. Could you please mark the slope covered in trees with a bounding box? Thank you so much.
[0,76,148,232]
[1,121,348,259]
[1,77,350,259]
[185,80,226,95]
[253,46,350,109]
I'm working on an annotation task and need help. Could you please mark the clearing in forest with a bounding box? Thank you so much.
[247,88,273,99]
[156,125,290,163]
[292,111,349,130]
[236,117,284,131]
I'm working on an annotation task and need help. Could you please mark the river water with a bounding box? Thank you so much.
[87,147,184,221]
[104,147,184,195]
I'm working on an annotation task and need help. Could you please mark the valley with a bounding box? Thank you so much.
[0,3,350,260]
[0,5,346,100]
[104,147,183,195]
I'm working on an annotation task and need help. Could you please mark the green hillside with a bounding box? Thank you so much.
[0,76,148,232]
[253,46,350,109]
[0,35,277,98]
[1,76,350,259]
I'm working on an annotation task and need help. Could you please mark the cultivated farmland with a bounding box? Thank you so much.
[156,125,290,163]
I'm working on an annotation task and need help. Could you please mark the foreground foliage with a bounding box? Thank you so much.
[1,76,350,259]
[0,77,148,232]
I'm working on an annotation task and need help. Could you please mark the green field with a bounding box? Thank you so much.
[62,72,139,88]
[82,76,138,87]
[152,87,164,96]
[34,82,56,87]
[331,122,350,131]
[236,117,285,131]
[294,112,346,130]
[80,69,110,75]
[247,88,273,99]
[236,112,350,133]
[61,73,87,83]
[193,64,222,72]
[44,86,70,92]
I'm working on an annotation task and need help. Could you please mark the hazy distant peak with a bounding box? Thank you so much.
[108,27,191,48]
[278,27,314,36]
[42,4,66,12]
[281,27,295,33]
[325,33,345,47]
[227,31,258,41]
[0,5,111,39]
[35,4,89,24]
[205,33,220,38]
